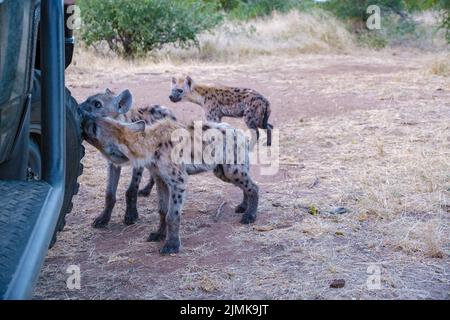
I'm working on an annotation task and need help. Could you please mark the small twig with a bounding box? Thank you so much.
[162,293,174,300]
[280,162,305,168]
[308,177,320,189]
[214,202,227,222]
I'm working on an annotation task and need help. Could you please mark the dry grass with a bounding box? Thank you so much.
[73,9,355,68]
[155,10,355,62]
[35,49,450,300]
[278,105,449,259]
[235,101,449,300]
[32,5,450,299]
[430,54,450,77]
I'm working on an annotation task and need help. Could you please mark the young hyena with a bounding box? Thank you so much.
[81,115,259,254]
[169,76,274,146]
[78,89,176,227]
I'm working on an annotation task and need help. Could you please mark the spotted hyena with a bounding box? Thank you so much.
[78,89,176,227]
[169,76,274,146]
[81,115,259,254]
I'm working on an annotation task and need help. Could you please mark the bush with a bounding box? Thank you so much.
[322,0,407,25]
[78,0,222,58]
[204,0,316,20]
[322,0,450,46]
[439,1,450,42]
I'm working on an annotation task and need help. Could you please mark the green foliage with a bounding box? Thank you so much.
[77,0,449,56]
[203,0,316,20]
[322,0,450,47]
[357,31,387,49]
[438,0,450,42]
[402,0,442,12]
[78,0,222,58]
[321,0,406,22]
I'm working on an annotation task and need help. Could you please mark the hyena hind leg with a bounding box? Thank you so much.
[266,123,273,147]
[220,165,259,224]
[235,193,248,214]
[213,165,245,213]
[244,111,260,148]
[138,174,155,197]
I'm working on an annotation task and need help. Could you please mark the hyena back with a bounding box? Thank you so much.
[81,116,259,254]
[169,76,274,146]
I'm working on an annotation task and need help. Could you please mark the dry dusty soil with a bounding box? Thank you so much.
[34,50,449,299]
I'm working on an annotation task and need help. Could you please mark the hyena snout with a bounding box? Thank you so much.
[169,95,182,103]
[169,89,183,103]
[81,115,97,141]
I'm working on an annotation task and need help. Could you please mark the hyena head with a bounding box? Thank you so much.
[81,114,145,165]
[169,76,200,103]
[79,88,133,118]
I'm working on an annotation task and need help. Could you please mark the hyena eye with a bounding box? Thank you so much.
[94,100,102,109]
[176,89,183,94]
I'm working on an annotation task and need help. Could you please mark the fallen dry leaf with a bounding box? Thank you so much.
[253,225,274,232]
[200,277,218,293]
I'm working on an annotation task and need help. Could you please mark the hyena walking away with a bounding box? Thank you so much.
[169,76,274,146]
[79,89,176,227]
[81,116,259,254]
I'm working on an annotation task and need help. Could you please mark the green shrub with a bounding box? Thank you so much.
[322,0,449,46]
[204,0,316,20]
[439,0,450,42]
[322,0,406,22]
[78,0,222,58]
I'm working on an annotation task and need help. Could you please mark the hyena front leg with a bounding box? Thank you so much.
[160,171,187,254]
[93,162,121,228]
[124,167,144,225]
[147,177,168,242]
[222,165,259,224]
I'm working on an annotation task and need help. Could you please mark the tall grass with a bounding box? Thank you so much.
[152,9,355,62]
[75,7,448,65]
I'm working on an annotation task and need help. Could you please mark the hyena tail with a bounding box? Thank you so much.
[261,102,273,146]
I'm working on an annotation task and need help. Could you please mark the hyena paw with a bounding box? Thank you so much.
[240,213,256,224]
[235,203,247,213]
[138,188,151,197]
[147,232,165,242]
[92,215,110,228]
[159,241,180,254]
[124,210,139,225]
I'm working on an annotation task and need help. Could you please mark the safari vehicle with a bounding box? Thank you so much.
[0,0,84,299]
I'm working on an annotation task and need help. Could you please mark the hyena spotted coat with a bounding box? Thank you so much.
[169,76,274,146]
[79,89,176,227]
[81,115,259,254]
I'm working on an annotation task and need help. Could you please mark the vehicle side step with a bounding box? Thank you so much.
[0,180,51,298]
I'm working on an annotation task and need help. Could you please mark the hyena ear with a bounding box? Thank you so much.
[184,76,194,91]
[115,89,132,114]
[126,120,146,133]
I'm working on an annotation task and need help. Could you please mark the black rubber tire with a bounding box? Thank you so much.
[30,71,84,248]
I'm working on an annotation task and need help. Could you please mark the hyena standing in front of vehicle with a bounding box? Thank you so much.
[79,89,176,227]
[169,76,274,146]
[81,115,259,254]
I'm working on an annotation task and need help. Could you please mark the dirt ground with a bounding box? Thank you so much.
[34,50,449,299]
